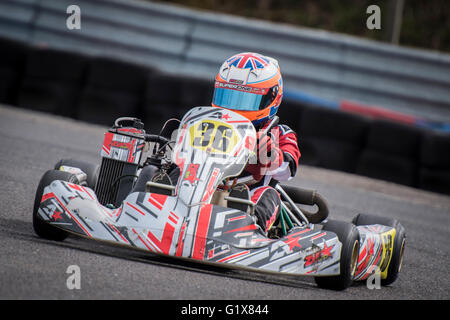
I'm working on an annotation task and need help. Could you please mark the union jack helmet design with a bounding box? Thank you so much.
[212,52,283,126]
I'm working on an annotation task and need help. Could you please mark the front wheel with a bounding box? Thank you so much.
[352,213,406,286]
[314,220,360,290]
[33,170,78,241]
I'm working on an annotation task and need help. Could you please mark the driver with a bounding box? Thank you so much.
[136,52,300,236]
[211,52,301,235]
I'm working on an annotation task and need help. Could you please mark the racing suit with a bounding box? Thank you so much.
[243,123,301,233]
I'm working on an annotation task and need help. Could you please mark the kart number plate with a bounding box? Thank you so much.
[189,120,238,154]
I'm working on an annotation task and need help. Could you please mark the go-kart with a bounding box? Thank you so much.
[33,106,406,290]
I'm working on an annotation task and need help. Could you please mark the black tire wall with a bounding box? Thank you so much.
[2,36,450,196]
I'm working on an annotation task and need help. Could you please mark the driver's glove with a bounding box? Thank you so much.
[246,130,283,181]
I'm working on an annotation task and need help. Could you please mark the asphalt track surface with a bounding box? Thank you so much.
[0,105,449,300]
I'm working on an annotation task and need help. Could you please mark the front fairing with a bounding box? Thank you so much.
[36,107,343,276]
[171,107,256,206]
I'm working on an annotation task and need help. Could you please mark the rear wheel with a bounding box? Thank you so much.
[33,170,78,241]
[314,220,360,290]
[352,213,406,286]
[54,159,99,188]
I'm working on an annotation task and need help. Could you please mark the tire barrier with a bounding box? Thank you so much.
[1,36,450,195]
[0,38,28,105]
[142,71,185,132]
[299,106,370,173]
[77,56,153,125]
[418,131,450,194]
[179,76,214,109]
[356,149,418,186]
[276,99,304,134]
[355,120,423,186]
[18,47,89,118]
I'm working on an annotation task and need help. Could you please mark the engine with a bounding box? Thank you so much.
[95,118,146,207]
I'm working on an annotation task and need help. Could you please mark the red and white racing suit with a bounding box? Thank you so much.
[243,124,301,233]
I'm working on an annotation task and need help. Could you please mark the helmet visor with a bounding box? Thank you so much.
[212,82,270,111]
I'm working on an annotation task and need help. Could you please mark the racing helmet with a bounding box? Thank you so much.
[211,52,283,127]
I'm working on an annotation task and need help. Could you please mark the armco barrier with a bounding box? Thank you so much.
[1,0,450,126]
[1,36,450,196]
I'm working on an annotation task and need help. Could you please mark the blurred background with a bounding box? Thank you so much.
[0,0,449,195]
[155,0,449,52]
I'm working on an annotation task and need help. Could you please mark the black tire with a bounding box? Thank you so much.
[314,220,360,290]
[33,170,79,241]
[54,159,99,189]
[352,213,406,286]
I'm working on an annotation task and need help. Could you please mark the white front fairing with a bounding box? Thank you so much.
[172,107,256,206]
[37,107,343,277]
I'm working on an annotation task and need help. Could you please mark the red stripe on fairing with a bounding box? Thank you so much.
[80,186,94,200]
[288,228,311,237]
[191,204,212,260]
[372,243,383,266]
[358,245,368,264]
[127,138,136,163]
[311,232,326,240]
[148,193,168,211]
[41,192,56,202]
[68,183,83,192]
[151,194,168,207]
[202,168,220,202]
[225,224,257,234]
[175,222,187,257]
[228,215,247,222]
[233,143,243,157]
[356,238,375,278]
[168,215,177,225]
[53,195,91,237]
[126,202,146,216]
[114,207,122,217]
[226,120,249,123]
[169,211,179,221]
[102,132,113,155]
[108,223,129,244]
[132,228,154,252]
[102,146,110,155]
[148,197,162,211]
[357,250,369,277]
[147,222,176,255]
[217,250,250,263]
